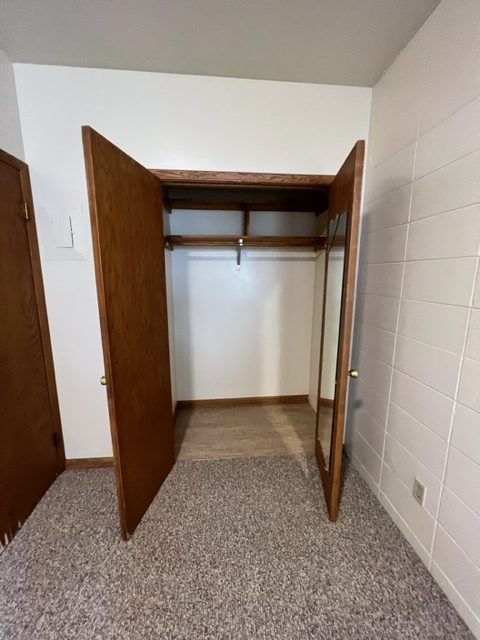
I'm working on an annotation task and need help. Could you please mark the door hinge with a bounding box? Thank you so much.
[23,201,29,220]
[52,432,63,448]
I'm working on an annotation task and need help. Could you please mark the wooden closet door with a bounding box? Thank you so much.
[0,149,64,546]
[315,140,365,521]
[82,127,174,540]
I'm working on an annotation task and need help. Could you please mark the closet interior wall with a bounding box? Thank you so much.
[162,188,343,409]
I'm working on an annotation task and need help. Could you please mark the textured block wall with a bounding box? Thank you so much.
[347,0,480,636]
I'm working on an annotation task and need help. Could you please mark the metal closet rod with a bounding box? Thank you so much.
[164,235,327,250]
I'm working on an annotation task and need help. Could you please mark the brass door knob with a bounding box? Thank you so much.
[348,369,359,378]
[100,375,107,386]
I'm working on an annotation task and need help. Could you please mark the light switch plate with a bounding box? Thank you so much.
[39,205,87,261]
[51,215,74,248]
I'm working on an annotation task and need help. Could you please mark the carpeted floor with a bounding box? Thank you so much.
[0,455,473,639]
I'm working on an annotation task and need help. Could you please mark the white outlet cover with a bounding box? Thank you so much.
[413,478,426,506]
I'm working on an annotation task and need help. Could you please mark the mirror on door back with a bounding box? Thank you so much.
[317,211,347,471]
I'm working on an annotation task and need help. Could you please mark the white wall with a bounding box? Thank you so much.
[347,0,480,636]
[172,247,316,400]
[170,209,318,400]
[0,49,24,160]
[13,64,371,458]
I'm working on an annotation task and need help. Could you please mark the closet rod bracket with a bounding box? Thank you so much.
[237,238,243,269]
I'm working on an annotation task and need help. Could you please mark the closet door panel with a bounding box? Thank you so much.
[82,127,174,540]
[315,140,365,521]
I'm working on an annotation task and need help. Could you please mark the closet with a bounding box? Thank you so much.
[164,183,328,413]
[82,127,364,539]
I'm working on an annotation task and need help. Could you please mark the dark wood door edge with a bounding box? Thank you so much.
[0,149,65,473]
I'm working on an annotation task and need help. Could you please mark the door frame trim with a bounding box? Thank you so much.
[0,148,65,472]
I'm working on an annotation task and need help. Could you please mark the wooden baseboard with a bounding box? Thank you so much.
[176,395,309,410]
[173,402,180,425]
[319,397,334,408]
[65,457,114,469]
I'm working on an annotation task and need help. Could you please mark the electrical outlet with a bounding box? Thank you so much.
[413,478,426,506]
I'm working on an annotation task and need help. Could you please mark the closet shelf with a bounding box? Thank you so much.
[165,235,327,250]
[164,198,327,214]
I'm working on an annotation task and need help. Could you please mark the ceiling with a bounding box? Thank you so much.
[0,0,440,87]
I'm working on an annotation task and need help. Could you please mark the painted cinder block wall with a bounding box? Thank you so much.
[347,0,480,636]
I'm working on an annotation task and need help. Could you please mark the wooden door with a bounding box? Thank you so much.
[315,141,365,521]
[0,149,65,546]
[82,127,174,540]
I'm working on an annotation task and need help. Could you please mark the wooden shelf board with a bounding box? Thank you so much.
[165,235,326,249]
[165,198,327,213]
[151,169,334,189]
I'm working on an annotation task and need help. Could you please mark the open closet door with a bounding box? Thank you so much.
[315,140,365,521]
[82,127,174,540]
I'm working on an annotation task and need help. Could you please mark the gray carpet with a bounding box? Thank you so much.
[0,455,473,640]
